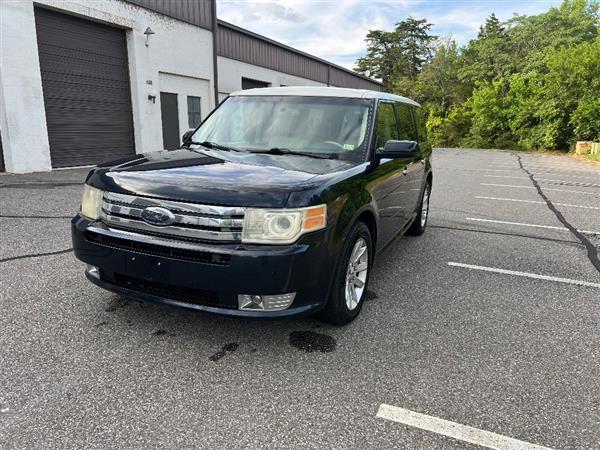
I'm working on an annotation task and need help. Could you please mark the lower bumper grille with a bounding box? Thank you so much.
[85,230,231,266]
[109,272,236,310]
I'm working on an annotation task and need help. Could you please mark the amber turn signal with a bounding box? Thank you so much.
[303,205,327,231]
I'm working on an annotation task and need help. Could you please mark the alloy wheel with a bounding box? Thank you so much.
[345,238,369,310]
[420,185,430,228]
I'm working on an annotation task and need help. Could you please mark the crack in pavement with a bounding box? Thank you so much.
[514,153,600,273]
[0,181,82,189]
[0,215,71,219]
[0,248,73,264]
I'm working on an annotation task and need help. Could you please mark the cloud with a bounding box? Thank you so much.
[221,1,306,24]
[217,0,562,69]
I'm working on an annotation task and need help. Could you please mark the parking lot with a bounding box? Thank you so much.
[1,148,599,448]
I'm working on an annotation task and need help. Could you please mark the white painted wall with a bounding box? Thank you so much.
[217,56,327,99]
[0,0,215,172]
[0,1,51,173]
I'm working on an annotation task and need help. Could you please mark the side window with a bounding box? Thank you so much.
[395,103,417,141]
[413,107,428,142]
[187,96,202,128]
[374,102,399,149]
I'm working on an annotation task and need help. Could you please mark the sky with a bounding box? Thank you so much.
[217,0,563,70]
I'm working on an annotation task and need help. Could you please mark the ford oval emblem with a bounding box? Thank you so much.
[140,207,175,226]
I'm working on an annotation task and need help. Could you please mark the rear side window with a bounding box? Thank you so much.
[374,102,399,149]
[413,107,428,142]
[395,103,417,141]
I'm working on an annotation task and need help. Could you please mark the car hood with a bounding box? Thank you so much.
[86,148,356,208]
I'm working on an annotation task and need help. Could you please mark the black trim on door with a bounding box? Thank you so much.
[0,129,5,172]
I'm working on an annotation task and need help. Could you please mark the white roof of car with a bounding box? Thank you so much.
[229,86,420,107]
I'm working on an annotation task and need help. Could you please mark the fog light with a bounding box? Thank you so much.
[238,292,296,311]
[238,294,264,310]
[86,264,100,279]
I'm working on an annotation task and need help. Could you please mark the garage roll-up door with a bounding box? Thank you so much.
[34,8,135,168]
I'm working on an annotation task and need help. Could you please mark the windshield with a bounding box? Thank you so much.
[191,96,373,161]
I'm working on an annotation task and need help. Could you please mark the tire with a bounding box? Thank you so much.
[318,222,372,326]
[407,180,431,236]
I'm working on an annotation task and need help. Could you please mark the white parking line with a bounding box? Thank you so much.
[484,175,529,180]
[481,183,599,196]
[478,168,523,172]
[532,178,600,187]
[485,175,600,187]
[475,196,600,210]
[465,217,600,235]
[376,404,554,450]
[447,262,600,288]
[489,165,597,173]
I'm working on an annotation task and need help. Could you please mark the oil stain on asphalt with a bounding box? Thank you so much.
[209,342,239,362]
[289,331,336,353]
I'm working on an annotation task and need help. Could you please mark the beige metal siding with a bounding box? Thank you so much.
[329,67,383,91]
[217,21,382,91]
[125,0,214,30]
[217,24,328,83]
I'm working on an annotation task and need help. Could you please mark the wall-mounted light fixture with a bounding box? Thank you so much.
[148,89,157,104]
[144,27,155,47]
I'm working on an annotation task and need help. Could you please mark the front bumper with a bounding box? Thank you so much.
[71,215,336,317]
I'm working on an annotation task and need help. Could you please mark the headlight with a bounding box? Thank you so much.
[81,185,103,220]
[242,204,327,244]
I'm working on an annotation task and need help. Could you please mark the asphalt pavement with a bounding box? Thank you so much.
[1,149,599,448]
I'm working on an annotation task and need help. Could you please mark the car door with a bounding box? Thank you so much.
[369,101,412,248]
[395,103,423,216]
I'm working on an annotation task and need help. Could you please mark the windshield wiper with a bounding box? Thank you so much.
[250,147,336,160]
[189,141,245,153]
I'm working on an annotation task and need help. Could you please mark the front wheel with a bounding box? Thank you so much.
[318,222,372,326]
[407,181,431,236]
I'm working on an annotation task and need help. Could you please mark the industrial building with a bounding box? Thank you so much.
[0,0,381,173]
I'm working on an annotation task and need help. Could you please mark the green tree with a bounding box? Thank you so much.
[509,40,600,149]
[414,38,471,146]
[355,29,406,91]
[355,18,436,90]
[395,18,437,79]
[509,0,598,63]
[464,79,519,149]
[355,0,599,151]
[416,39,464,114]
[460,13,515,87]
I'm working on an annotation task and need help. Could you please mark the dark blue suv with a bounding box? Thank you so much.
[72,87,432,325]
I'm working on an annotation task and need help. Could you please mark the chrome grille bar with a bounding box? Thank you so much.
[101,192,245,242]
[102,202,244,228]
[104,192,245,217]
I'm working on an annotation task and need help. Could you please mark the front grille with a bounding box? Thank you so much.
[110,272,236,309]
[100,192,245,242]
[85,230,231,266]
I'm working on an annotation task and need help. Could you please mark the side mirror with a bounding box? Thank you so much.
[377,140,418,158]
[181,129,195,146]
